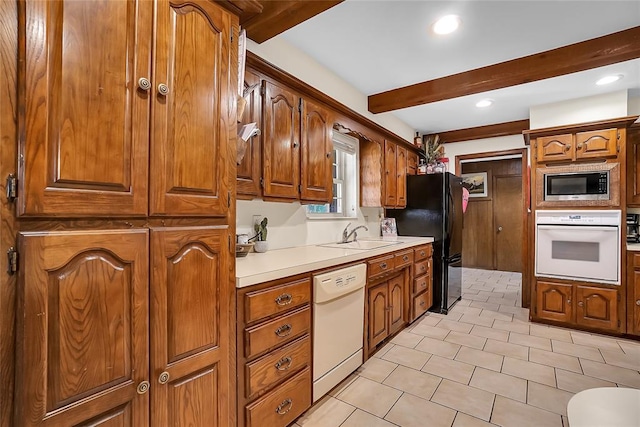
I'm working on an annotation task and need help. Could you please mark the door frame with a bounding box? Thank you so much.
[455,148,529,308]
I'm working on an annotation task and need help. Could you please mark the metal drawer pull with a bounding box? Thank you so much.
[380,262,388,269]
[276,398,293,415]
[420,301,425,307]
[420,251,425,256]
[275,324,292,337]
[275,356,293,371]
[275,293,293,306]
[421,265,426,272]
[403,255,409,261]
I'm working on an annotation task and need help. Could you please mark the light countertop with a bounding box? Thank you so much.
[236,236,434,288]
[628,243,640,251]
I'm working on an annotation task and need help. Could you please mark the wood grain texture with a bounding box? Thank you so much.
[428,119,530,144]
[0,1,18,424]
[367,281,389,348]
[300,97,333,203]
[237,69,263,199]
[575,286,619,332]
[244,278,311,324]
[383,140,397,207]
[359,139,383,207]
[627,255,640,335]
[536,281,573,324]
[626,127,640,206]
[395,146,407,207]
[523,115,638,144]
[494,175,523,272]
[388,275,405,335]
[244,306,310,360]
[369,26,640,113]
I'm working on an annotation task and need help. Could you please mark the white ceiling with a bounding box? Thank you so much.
[279,0,640,134]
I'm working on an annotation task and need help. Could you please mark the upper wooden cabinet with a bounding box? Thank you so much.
[300,98,334,203]
[626,126,640,206]
[19,0,233,218]
[396,146,407,207]
[407,151,418,176]
[533,127,622,164]
[383,140,407,208]
[237,69,263,199]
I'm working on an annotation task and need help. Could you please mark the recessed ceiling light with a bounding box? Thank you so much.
[596,74,623,86]
[475,99,493,108]
[432,15,461,35]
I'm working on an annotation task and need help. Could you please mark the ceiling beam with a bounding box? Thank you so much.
[427,119,530,144]
[242,1,343,43]
[368,26,640,114]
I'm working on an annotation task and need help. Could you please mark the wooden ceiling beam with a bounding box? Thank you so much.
[368,26,640,114]
[426,119,530,144]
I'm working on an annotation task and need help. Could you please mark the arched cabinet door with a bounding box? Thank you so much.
[15,230,149,426]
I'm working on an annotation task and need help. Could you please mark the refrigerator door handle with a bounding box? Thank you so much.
[448,253,462,263]
[447,188,455,237]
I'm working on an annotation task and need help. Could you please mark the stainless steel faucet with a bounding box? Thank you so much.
[341,223,369,243]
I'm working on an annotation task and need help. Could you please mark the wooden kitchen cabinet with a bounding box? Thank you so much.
[626,252,640,336]
[407,151,418,175]
[383,140,407,208]
[396,146,408,207]
[410,244,433,322]
[534,129,619,163]
[535,281,574,324]
[626,126,640,206]
[388,275,406,335]
[238,69,263,199]
[575,285,619,331]
[300,97,334,203]
[368,280,391,348]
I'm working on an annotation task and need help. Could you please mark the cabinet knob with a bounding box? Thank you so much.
[380,262,388,269]
[157,83,170,96]
[636,300,640,306]
[158,371,170,384]
[326,153,331,158]
[564,145,571,152]
[403,255,409,261]
[275,398,293,415]
[138,77,151,91]
[497,226,503,232]
[578,301,583,307]
[293,142,298,148]
[420,251,425,256]
[137,380,150,395]
[577,143,583,150]
[567,299,571,305]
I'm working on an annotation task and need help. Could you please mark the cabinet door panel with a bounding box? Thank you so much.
[536,134,573,162]
[388,275,405,335]
[262,80,300,199]
[15,230,149,427]
[150,0,233,216]
[576,128,617,159]
[300,98,333,203]
[384,141,397,207]
[237,69,262,199]
[536,281,573,323]
[20,0,151,217]
[576,286,618,331]
[632,270,640,335]
[626,128,640,206]
[150,226,231,427]
[396,146,407,207]
[368,282,389,349]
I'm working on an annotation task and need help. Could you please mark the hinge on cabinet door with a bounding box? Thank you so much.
[6,174,17,202]
[230,27,234,43]
[227,191,231,208]
[298,184,302,193]
[7,247,17,275]
[618,132,621,140]
[229,235,231,252]
[260,85,266,97]
[260,177,264,188]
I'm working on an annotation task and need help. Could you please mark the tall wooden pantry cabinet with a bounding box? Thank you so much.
[4,0,238,426]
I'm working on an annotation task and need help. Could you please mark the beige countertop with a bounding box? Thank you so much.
[236,236,434,288]
[628,243,640,251]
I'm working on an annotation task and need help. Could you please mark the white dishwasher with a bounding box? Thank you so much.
[313,263,367,402]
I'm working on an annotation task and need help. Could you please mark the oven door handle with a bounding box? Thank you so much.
[536,225,618,232]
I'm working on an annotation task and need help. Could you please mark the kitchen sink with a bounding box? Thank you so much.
[318,240,401,250]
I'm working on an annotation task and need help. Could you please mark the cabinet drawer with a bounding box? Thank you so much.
[245,335,310,399]
[394,250,414,269]
[414,259,430,277]
[245,306,310,359]
[414,274,429,294]
[414,291,432,319]
[245,278,311,324]
[632,253,640,268]
[368,255,394,278]
[245,367,311,427]
[414,244,432,261]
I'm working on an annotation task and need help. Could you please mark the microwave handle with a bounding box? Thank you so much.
[536,225,618,232]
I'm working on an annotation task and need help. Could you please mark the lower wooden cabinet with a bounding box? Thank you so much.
[536,281,573,324]
[366,269,408,355]
[626,252,640,336]
[410,244,433,322]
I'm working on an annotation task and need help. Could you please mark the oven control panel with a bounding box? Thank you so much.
[536,209,621,226]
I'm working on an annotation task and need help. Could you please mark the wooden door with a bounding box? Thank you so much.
[493,175,523,272]
[15,230,149,426]
[384,141,397,207]
[150,0,234,216]
[368,281,389,349]
[395,146,407,207]
[461,200,494,269]
[575,286,619,332]
[300,98,333,203]
[262,80,300,200]
[626,128,640,206]
[575,128,618,159]
[536,134,573,162]
[237,69,262,199]
[388,275,405,335]
[150,227,231,426]
[536,281,573,324]
[19,0,151,217]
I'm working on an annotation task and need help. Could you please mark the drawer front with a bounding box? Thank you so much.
[245,367,312,427]
[633,253,640,269]
[245,306,311,359]
[414,259,430,277]
[245,278,311,324]
[414,244,432,262]
[368,255,394,278]
[413,291,432,320]
[394,250,414,269]
[414,274,428,294]
[245,335,311,399]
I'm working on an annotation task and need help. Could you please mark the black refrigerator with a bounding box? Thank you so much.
[386,173,463,314]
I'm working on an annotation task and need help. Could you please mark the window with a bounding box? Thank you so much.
[306,132,358,219]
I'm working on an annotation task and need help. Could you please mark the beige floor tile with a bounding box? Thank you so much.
[390,330,423,348]
[457,299,472,307]
[341,409,396,427]
[555,368,617,393]
[617,339,640,355]
[437,318,474,333]
[453,305,484,316]
[526,381,573,416]
[385,393,457,427]
[551,340,604,362]
[484,339,529,360]
[410,323,451,340]
[529,348,582,373]
[335,376,402,418]
[478,310,513,323]
[417,314,443,326]
[600,348,640,371]
[357,357,398,383]
[452,412,498,427]
[373,342,395,358]
[329,373,358,397]
[432,311,464,321]
[501,357,556,387]
[529,324,573,342]
[295,395,355,427]
[490,395,563,427]
[469,367,527,402]
[422,354,476,384]
[416,336,462,359]
[459,313,496,328]
[470,301,501,311]
[469,324,509,342]
[579,359,640,388]
[498,305,529,318]
[491,319,530,335]
[383,364,442,400]
[487,297,518,307]
[445,330,488,350]
[466,294,490,302]
[455,346,504,372]
[477,290,496,299]
[569,332,623,352]
[381,344,431,370]
[431,379,496,421]
[508,331,552,351]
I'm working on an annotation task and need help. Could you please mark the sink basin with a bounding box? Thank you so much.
[318,240,401,250]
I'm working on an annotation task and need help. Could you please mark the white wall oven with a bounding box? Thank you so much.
[535,210,621,285]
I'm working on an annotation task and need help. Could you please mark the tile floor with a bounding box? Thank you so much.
[293,268,640,427]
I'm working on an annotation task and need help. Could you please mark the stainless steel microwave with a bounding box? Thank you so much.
[544,170,609,201]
